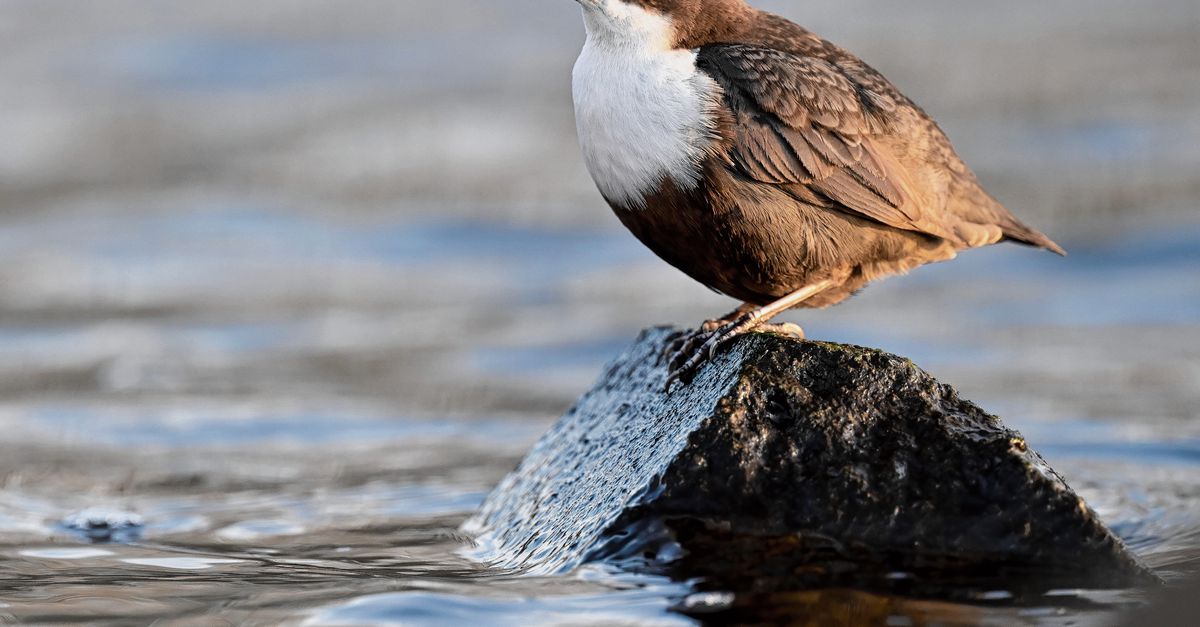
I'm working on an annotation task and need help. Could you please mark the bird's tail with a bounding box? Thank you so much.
[999,215,1067,256]
[968,188,1068,256]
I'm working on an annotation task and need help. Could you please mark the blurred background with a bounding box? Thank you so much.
[0,0,1197,623]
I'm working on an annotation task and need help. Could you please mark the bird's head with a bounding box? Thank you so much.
[575,0,751,49]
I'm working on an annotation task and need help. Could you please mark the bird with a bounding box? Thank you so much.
[568,0,1064,385]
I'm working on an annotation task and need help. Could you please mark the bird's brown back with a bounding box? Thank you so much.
[683,7,1064,255]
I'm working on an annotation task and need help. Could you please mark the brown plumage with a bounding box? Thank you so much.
[571,0,1064,381]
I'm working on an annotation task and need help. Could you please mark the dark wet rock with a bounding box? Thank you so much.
[464,327,1156,593]
[60,508,144,543]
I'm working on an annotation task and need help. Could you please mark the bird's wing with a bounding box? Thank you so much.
[696,44,959,242]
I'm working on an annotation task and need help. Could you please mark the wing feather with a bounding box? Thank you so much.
[697,44,960,242]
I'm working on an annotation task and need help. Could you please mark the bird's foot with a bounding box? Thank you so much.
[665,313,795,390]
[696,302,756,332]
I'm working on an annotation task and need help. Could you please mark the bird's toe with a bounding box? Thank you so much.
[757,322,805,339]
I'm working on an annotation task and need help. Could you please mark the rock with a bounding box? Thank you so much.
[463,327,1156,593]
[60,508,145,543]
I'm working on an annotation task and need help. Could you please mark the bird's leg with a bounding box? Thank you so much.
[666,279,836,388]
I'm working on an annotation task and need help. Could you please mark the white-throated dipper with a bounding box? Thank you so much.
[570,0,1065,384]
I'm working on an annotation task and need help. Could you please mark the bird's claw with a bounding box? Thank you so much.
[664,335,707,389]
[664,315,758,391]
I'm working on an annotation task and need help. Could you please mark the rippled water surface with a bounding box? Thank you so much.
[1,206,1197,625]
[2,0,1199,624]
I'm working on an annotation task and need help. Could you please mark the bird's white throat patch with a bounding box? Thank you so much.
[572,0,720,209]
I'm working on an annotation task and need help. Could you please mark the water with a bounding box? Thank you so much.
[2,0,1199,623]
[0,206,1196,624]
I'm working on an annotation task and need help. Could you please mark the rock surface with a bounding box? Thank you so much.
[463,327,1155,592]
